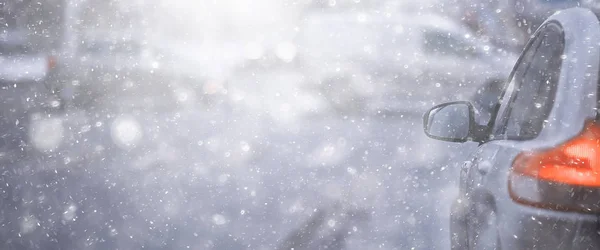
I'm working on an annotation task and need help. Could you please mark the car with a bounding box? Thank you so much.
[50,34,203,114]
[0,1,67,161]
[445,0,589,54]
[423,7,600,250]
[463,0,585,52]
[294,10,517,114]
[511,0,583,31]
[0,27,63,161]
[445,0,526,52]
[53,36,148,107]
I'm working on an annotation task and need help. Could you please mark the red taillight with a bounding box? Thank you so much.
[509,121,600,212]
[47,56,57,70]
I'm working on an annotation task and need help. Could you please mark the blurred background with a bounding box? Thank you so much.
[0,0,591,249]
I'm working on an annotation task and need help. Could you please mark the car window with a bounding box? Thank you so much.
[470,79,505,126]
[497,22,564,139]
[422,30,476,58]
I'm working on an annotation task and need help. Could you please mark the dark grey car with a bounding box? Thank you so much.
[424,7,600,250]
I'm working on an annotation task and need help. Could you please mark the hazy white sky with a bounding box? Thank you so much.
[149,0,302,43]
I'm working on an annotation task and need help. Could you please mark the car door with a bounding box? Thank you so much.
[462,21,567,249]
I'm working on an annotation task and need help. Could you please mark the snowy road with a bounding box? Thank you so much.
[0,0,515,249]
[2,103,478,250]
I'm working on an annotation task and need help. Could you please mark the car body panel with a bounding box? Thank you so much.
[449,7,600,250]
[0,55,48,83]
[0,29,51,83]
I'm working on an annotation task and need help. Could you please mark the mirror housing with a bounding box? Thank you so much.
[423,101,487,143]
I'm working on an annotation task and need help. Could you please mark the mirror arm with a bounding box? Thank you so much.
[474,102,501,142]
[471,124,489,143]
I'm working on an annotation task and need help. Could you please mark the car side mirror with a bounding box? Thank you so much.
[423,101,482,143]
